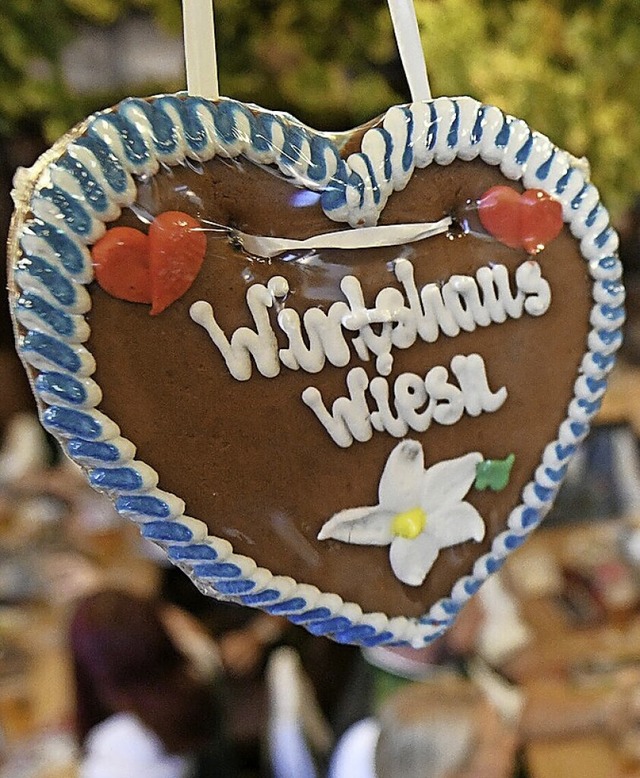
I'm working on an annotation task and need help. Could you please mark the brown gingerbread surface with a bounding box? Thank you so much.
[82,154,591,618]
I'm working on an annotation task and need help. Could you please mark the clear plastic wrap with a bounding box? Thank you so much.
[7,91,623,647]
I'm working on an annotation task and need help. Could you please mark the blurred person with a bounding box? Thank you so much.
[330,569,640,778]
[160,563,288,677]
[159,562,289,773]
[265,646,335,778]
[329,677,517,778]
[161,561,368,776]
[69,588,237,778]
[376,679,517,778]
[329,662,640,778]
[332,574,535,736]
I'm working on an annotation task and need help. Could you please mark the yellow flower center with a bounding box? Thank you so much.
[392,507,427,539]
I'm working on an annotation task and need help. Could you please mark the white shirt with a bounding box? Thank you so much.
[80,712,194,778]
[328,718,379,778]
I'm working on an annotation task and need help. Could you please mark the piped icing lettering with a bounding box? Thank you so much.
[190,256,543,446]
[190,257,551,382]
[302,354,507,448]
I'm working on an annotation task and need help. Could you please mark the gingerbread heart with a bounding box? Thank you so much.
[92,226,153,304]
[8,95,624,647]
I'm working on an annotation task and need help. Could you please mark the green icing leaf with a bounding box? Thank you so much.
[474,453,515,492]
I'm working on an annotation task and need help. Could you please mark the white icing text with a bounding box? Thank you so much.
[190,258,551,380]
[302,354,507,447]
[190,257,551,446]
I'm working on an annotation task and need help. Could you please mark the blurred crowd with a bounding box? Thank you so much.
[2,400,640,778]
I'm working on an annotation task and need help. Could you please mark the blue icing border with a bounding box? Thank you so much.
[35,371,88,404]
[22,332,82,373]
[77,135,130,195]
[8,94,624,648]
[67,439,123,463]
[15,255,78,307]
[22,221,89,277]
[36,186,94,237]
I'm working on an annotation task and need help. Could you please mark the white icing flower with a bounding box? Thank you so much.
[317,441,485,587]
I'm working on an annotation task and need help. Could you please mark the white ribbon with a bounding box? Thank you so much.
[180,1,430,105]
[182,0,219,99]
[387,0,431,102]
[234,216,452,258]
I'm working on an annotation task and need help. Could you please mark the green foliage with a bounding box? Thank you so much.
[211,0,398,128]
[0,0,638,214]
[0,0,180,138]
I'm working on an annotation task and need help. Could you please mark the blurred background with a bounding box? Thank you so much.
[1,2,640,777]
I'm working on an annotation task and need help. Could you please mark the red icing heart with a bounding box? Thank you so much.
[478,186,563,254]
[148,211,207,316]
[92,227,152,304]
[91,212,206,315]
[519,189,564,254]
[476,186,522,250]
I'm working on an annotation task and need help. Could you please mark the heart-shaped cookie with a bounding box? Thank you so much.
[8,94,624,647]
